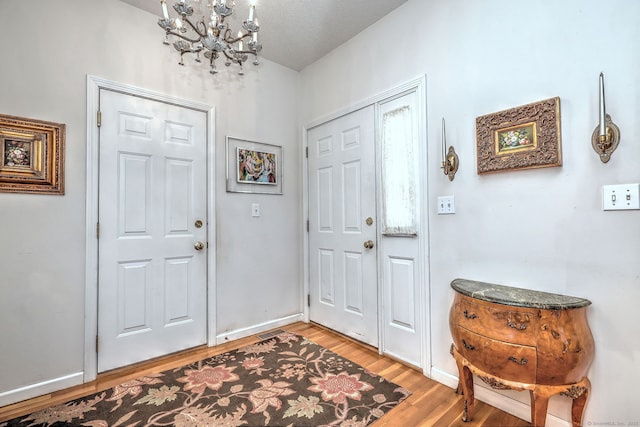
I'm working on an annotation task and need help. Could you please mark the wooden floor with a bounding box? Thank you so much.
[0,322,530,426]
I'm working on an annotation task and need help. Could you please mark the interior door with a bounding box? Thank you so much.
[97,89,208,372]
[307,105,378,347]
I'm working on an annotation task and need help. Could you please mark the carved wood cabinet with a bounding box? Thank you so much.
[449,279,594,427]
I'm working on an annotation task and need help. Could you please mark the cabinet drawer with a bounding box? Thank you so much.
[455,327,537,384]
[454,297,536,346]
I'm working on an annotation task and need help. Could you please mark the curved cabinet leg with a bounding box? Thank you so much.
[530,390,550,427]
[570,379,591,427]
[460,365,475,422]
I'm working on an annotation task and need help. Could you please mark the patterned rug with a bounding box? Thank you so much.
[2,332,410,426]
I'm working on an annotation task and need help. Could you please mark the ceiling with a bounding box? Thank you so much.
[121,0,408,71]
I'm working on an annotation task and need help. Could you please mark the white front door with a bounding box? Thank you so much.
[97,89,208,372]
[307,106,378,347]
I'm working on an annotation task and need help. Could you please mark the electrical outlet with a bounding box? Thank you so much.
[602,184,640,210]
[437,196,455,214]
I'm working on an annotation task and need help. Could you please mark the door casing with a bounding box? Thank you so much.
[302,75,430,375]
[84,75,216,382]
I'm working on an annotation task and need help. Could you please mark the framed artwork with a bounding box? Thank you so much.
[476,97,562,174]
[0,114,65,194]
[226,136,283,194]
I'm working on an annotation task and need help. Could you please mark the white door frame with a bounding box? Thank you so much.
[84,75,216,382]
[302,75,430,375]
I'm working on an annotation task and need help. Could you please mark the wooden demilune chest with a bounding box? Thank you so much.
[449,278,594,427]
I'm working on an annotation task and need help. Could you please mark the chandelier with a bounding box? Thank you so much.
[158,0,262,75]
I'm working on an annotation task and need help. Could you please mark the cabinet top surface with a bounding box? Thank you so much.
[451,278,592,309]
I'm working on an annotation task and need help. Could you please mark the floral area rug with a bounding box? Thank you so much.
[3,332,410,426]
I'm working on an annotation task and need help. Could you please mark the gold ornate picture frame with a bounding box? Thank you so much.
[0,114,65,194]
[476,97,562,174]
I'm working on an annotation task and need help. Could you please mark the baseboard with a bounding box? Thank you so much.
[0,372,83,407]
[215,313,304,344]
[429,367,571,427]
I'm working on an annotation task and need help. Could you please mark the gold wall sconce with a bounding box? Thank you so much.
[592,72,621,163]
[441,117,459,181]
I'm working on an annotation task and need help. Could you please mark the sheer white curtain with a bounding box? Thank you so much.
[381,105,417,236]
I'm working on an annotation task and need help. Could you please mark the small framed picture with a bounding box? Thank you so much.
[476,97,562,174]
[0,114,65,194]
[226,136,282,194]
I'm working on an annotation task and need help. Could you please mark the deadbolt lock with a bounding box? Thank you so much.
[194,219,204,228]
[366,217,373,226]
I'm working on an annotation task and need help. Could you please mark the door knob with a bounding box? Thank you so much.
[194,242,205,251]
[363,240,374,249]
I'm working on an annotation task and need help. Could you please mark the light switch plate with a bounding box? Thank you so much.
[251,203,260,217]
[437,196,455,214]
[602,183,640,210]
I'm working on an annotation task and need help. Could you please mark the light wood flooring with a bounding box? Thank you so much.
[0,322,530,426]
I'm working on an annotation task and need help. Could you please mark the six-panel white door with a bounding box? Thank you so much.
[307,106,378,347]
[97,89,208,372]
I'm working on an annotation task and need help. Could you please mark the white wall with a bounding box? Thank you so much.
[0,0,301,401]
[300,0,640,424]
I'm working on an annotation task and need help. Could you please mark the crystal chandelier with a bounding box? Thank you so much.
[158,0,262,75]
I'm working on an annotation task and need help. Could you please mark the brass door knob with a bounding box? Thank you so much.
[363,240,374,249]
[194,242,205,251]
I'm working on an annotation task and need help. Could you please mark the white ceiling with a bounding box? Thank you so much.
[121,0,408,71]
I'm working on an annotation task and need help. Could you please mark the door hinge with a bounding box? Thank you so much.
[306,219,309,232]
[96,222,100,239]
[305,146,308,158]
[97,111,102,128]
[307,294,311,307]
[95,335,99,353]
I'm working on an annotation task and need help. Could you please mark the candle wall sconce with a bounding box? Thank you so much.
[592,72,621,163]
[441,117,459,181]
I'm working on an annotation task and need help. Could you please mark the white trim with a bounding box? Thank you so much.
[430,367,572,427]
[305,76,428,130]
[215,313,304,344]
[416,76,431,377]
[206,101,217,346]
[301,128,310,324]
[84,76,100,382]
[84,75,216,382]
[428,366,459,389]
[302,75,430,371]
[0,372,83,407]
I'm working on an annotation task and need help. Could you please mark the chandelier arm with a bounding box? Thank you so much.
[234,49,257,55]
[222,28,252,44]
[177,44,203,54]
[222,50,242,64]
[222,27,233,42]
[182,17,208,38]
[225,28,252,44]
[166,29,202,45]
